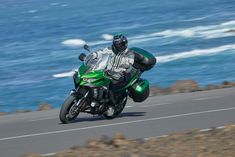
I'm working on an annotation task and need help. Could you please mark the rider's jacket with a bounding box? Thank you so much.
[92,47,135,80]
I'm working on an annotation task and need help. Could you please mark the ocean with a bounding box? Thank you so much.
[0,0,235,112]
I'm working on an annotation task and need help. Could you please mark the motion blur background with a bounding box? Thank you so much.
[0,0,234,112]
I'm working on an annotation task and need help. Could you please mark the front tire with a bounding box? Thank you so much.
[59,95,80,124]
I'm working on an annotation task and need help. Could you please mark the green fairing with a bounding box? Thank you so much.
[130,47,155,58]
[80,70,111,86]
[75,74,80,84]
[81,70,103,79]
[79,63,86,76]
[73,63,86,84]
[135,79,149,94]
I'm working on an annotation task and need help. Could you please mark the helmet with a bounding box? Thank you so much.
[112,34,128,53]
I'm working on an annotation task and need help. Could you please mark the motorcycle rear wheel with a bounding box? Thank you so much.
[59,95,80,124]
[103,97,127,119]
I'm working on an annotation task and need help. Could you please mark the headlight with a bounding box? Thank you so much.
[83,78,97,83]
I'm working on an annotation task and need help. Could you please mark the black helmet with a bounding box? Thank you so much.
[112,34,128,53]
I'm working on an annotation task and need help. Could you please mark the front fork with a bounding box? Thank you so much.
[69,90,89,117]
[74,91,89,107]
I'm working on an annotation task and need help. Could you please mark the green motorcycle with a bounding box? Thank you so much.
[59,45,156,124]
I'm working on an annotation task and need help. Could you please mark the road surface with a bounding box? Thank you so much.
[0,87,235,157]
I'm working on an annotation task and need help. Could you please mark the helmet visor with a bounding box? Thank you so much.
[113,38,127,51]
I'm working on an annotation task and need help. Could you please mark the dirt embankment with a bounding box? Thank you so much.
[0,102,53,116]
[149,80,235,96]
[23,124,235,157]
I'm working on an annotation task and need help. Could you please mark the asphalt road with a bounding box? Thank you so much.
[0,87,235,157]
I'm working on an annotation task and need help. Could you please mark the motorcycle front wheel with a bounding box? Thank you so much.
[59,95,81,124]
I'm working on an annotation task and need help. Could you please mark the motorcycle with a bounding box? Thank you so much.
[59,45,156,123]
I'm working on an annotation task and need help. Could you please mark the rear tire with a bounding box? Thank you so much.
[59,95,80,124]
[103,97,127,119]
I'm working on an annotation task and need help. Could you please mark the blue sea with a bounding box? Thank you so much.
[0,0,235,112]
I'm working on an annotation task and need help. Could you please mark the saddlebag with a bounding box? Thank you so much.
[129,79,149,102]
[130,47,156,72]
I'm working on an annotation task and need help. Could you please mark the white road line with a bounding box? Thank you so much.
[144,134,169,140]
[216,126,225,129]
[200,128,212,132]
[193,96,222,101]
[140,103,170,108]
[42,153,56,156]
[126,105,133,108]
[1,106,235,141]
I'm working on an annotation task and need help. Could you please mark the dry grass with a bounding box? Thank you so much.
[23,124,235,157]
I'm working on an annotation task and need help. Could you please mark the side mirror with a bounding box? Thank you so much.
[83,44,90,52]
[78,53,87,61]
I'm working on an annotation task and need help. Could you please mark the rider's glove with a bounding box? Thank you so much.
[105,70,123,81]
[84,53,97,63]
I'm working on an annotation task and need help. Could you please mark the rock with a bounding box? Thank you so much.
[70,145,81,150]
[130,154,140,157]
[114,132,125,140]
[170,80,199,93]
[86,139,111,151]
[223,124,235,132]
[15,110,32,113]
[54,152,77,157]
[222,81,231,85]
[38,102,53,111]
[221,81,235,88]
[112,133,131,148]
[134,138,145,144]
[99,135,112,145]
[146,138,158,145]
[113,139,131,148]
[149,86,162,96]
[205,84,219,90]
[160,87,173,95]
[195,133,207,140]
[86,139,99,148]
[0,112,6,116]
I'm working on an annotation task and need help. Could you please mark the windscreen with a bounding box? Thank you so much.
[85,53,110,72]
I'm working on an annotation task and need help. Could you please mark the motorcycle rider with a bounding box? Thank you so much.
[62,34,155,123]
[90,34,135,90]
